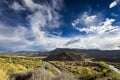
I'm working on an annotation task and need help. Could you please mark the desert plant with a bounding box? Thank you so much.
[99,62,108,69]
[0,69,8,80]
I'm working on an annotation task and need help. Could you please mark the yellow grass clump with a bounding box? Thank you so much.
[0,69,8,80]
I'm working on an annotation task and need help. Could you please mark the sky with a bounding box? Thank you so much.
[0,0,120,52]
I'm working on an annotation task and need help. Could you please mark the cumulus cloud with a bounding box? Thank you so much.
[0,21,34,51]
[109,0,117,8]
[72,12,100,31]
[10,1,25,11]
[85,15,96,23]
[71,13,120,50]
[72,12,98,27]
[79,18,119,35]
[23,0,43,11]
[66,34,120,50]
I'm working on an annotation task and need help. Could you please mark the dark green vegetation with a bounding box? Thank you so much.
[43,52,85,61]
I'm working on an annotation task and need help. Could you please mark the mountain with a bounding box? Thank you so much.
[15,51,50,56]
[50,48,120,54]
[48,48,120,62]
[3,48,120,62]
[43,51,85,61]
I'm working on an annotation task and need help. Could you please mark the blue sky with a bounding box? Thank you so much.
[0,0,120,52]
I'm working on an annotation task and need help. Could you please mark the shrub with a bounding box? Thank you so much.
[81,67,93,79]
[16,64,27,71]
[52,73,76,80]
[102,69,107,77]
[45,64,59,75]
[0,69,8,80]
[108,71,120,80]
[99,61,108,69]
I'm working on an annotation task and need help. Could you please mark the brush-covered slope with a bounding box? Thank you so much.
[44,52,85,61]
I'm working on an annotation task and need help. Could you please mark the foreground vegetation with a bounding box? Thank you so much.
[0,55,120,80]
[0,55,75,80]
[50,61,120,80]
[111,63,120,70]
[0,55,44,80]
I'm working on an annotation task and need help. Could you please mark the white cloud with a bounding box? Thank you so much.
[10,1,25,11]
[52,0,64,10]
[27,9,69,50]
[1,0,120,51]
[85,15,96,23]
[79,18,119,35]
[72,12,100,32]
[23,0,43,11]
[23,0,64,11]
[0,0,69,51]
[27,9,120,50]
[0,0,68,51]
[0,21,34,51]
[66,33,120,50]
[109,0,117,8]
[72,12,98,27]
[71,15,120,50]
[82,12,97,24]
[23,0,66,48]
[72,19,80,27]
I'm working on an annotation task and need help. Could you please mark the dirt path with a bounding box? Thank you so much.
[109,65,120,74]
[43,61,62,74]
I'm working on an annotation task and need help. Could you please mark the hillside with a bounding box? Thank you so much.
[49,48,120,62]
[0,50,120,80]
[2,48,120,62]
[44,51,85,61]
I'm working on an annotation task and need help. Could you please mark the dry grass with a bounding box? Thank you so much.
[0,69,8,80]
[10,69,76,80]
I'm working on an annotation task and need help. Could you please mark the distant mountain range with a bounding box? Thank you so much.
[49,48,120,62]
[1,48,120,54]
[50,48,120,54]
[1,48,120,62]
